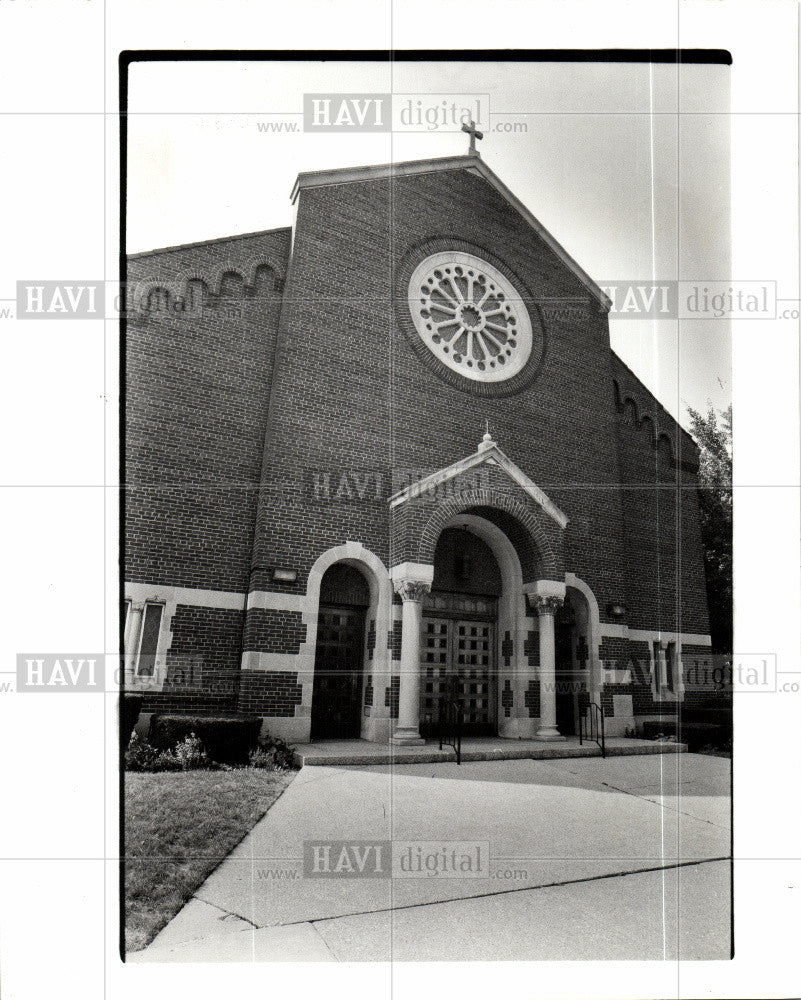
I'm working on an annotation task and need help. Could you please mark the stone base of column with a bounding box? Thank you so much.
[536,727,567,742]
[390,728,426,746]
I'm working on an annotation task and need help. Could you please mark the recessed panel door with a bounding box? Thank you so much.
[420,616,496,737]
[310,605,365,740]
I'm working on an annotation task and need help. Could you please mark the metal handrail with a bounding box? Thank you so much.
[578,698,606,757]
[438,676,463,764]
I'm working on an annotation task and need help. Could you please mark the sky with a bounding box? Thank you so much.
[126,58,732,429]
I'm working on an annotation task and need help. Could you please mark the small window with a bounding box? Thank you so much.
[653,640,679,697]
[136,603,163,678]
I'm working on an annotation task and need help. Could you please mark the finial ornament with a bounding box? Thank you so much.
[461,118,484,156]
[479,421,495,451]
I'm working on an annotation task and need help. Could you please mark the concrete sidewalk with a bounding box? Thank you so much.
[130,753,731,962]
[294,735,687,766]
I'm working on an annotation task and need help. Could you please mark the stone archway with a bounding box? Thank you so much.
[390,504,569,745]
[302,542,393,743]
[417,489,561,581]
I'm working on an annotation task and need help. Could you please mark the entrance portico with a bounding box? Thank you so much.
[387,433,573,746]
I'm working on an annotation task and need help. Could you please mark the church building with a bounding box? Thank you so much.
[124,143,716,747]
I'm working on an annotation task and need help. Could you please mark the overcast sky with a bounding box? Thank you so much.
[127,58,731,429]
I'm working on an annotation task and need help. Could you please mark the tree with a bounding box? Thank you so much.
[687,404,732,654]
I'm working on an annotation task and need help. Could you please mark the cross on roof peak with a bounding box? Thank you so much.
[461,118,484,156]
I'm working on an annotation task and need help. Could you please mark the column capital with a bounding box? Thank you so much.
[523,578,567,600]
[531,595,564,616]
[394,579,431,603]
[390,561,434,601]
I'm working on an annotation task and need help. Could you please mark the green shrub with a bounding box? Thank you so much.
[249,734,296,770]
[126,732,216,772]
[148,715,261,765]
[125,732,161,772]
[153,733,211,771]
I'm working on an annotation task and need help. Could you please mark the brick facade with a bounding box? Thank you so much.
[124,156,718,736]
[242,609,306,655]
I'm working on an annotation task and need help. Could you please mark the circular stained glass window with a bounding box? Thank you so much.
[408,251,533,382]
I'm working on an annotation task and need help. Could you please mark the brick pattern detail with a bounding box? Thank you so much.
[367,619,376,659]
[238,670,303,716]
[501,631,514,667]
[388,622,402,661]
[242,609,306,654]
[599,637,629,672]
[385,676,400,718]
[393,465,564,581]
[364,677,374,706]
[501,678,514,717]
[524,630,539,667]
[524,679,540,718]
[141,605,244,715]
[126,229,290,593]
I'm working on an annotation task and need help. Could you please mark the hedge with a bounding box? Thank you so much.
[148,715,261,765]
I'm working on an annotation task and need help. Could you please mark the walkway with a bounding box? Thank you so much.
[130,752,730,962]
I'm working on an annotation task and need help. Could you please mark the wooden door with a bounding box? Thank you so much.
[420,616,496,737]
[310,605,365,740]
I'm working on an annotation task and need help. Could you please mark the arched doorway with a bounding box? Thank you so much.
[554,585,594,735]
[310,563,369,740]
[420,525,503,737]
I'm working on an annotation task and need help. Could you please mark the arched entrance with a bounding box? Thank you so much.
[310,563,369,740]
[554,585,595,735]
[420,525,503,737]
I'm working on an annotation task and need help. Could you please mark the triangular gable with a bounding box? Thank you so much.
[388,436,569,530]
[291,154,611,311]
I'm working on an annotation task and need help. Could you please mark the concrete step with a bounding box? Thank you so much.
[294,737,687,768]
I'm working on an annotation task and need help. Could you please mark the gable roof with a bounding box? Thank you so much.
[610,351,699,453]
[389,434,569,530]
[291,154,611,311]
[127,226,292,260]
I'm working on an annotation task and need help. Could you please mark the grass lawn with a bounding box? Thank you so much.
[124,768,295,954]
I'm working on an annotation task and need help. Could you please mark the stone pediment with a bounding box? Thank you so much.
[389,434,568,531]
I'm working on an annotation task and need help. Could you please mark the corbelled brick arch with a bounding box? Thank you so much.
[208,256,286,295]
[416,489,563,582]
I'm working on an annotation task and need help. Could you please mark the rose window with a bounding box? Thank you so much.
[408,252,533,382]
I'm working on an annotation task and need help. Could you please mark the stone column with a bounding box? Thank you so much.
[124,602,144,684]
[534,595,565,740]
[523,580,568,742]
[389,562,434,746]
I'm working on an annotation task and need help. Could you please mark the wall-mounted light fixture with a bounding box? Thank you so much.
[272,567,298,584]
[606,602,628,619]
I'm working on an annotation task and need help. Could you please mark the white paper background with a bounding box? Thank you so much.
[0,2,798,999]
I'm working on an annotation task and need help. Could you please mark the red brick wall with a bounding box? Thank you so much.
[250,169,631,616]
[242,609,306,654]
[125,165,713,721]
[238,670,303,717]
[141,605,244,715]
[125,228,291,593]
[611,355,710,634]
